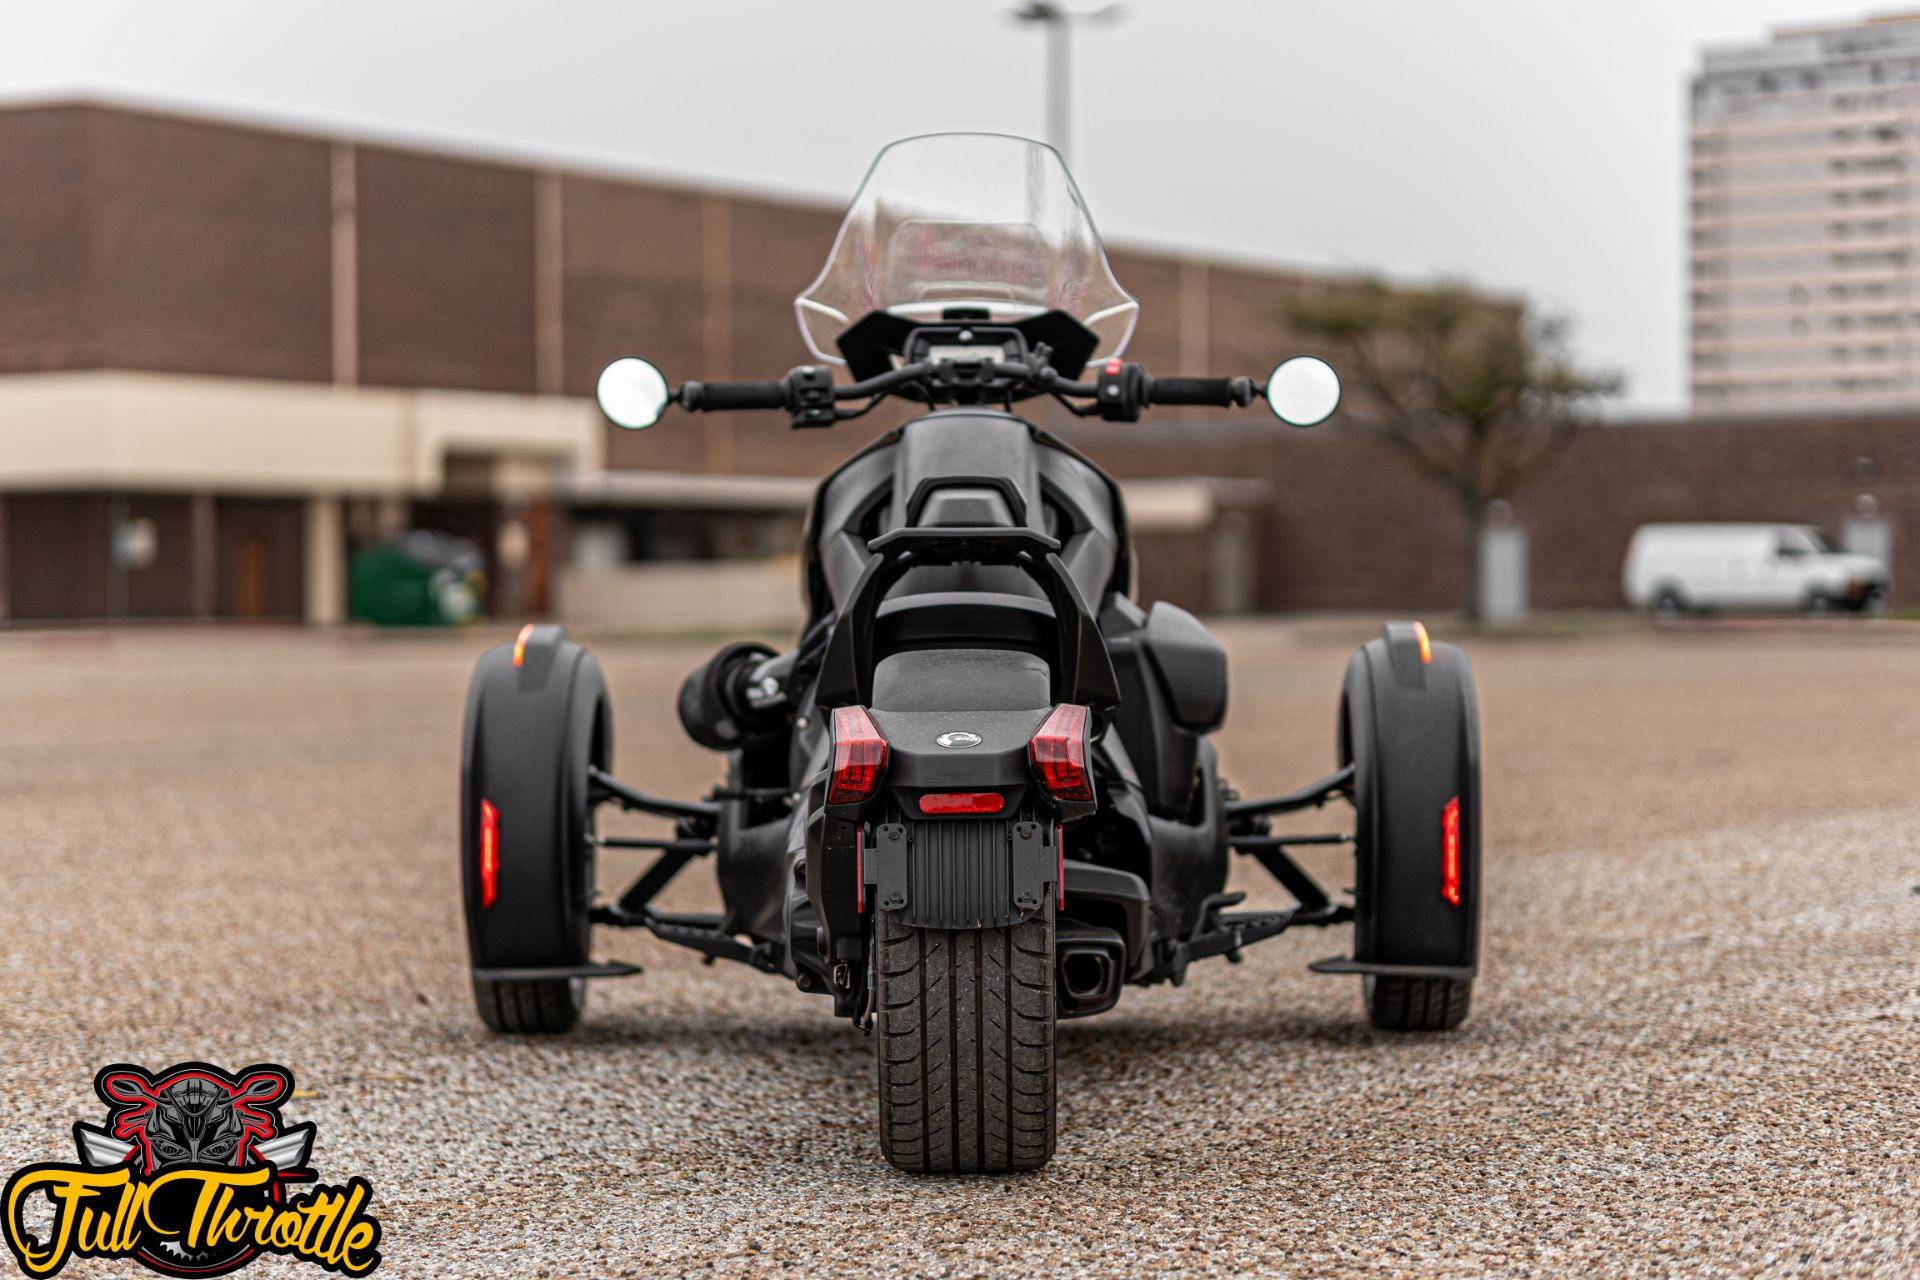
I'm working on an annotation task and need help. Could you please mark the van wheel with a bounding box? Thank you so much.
[1653,588,1687,618]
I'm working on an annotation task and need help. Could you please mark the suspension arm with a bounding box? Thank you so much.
[588,765,722,824]
[1224,763,1355,820]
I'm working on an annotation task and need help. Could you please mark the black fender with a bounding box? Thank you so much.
[460,624,611,971]
[1339,622,1480,974]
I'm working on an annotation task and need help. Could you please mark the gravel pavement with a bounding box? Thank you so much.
[0,620,1915,1278]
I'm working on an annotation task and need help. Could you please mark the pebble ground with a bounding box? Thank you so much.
[0,620,1914,1278]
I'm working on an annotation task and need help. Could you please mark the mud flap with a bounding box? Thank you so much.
[865,819,1055,929]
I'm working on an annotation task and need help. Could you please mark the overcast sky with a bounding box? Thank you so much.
[0,0,1868,413]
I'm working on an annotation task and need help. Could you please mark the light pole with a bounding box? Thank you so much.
[1009,3,1125,167]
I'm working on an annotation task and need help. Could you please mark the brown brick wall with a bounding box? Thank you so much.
[1069,413,1920,613]
[90,110,334,381]
[6,102,1915,619]
[0,106,335,381]
[355,146,536,392]
[0,108,95,373]
[1519,417,1919,608]
[560,175,706,402]
[3,494,111,620]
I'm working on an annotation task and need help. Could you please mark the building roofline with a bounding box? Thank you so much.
[0,90,1488,300]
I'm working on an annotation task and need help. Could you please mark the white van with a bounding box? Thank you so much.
[1622,524,1889,615]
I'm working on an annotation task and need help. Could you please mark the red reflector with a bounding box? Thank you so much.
[1056,822,1066,910]
[918,791,1006,816]
[512,623,534,667]
[828,706,888,804]
[479,799,499,909]
[1029,703,1092,802]
[1440,795,1461,906]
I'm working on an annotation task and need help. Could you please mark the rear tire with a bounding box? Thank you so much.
[1365,974,1472,1031]
[875,907,1056,1174]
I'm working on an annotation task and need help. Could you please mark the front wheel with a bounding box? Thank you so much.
[874,907,1056,1173]
[1340,622,1480,1032]
[1364,973,1472,1031]
[460,625,611,1035]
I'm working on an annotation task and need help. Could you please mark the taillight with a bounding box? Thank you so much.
[1413,620,1432,664]
[828,706,888,804]
[1440,796,1461,906]
[1029,704,1092,802]
[918,792,1006,816]
[512,623,534,667]
[479,799,499,909]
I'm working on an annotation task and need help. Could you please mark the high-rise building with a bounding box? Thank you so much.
[1691,12,1920,415]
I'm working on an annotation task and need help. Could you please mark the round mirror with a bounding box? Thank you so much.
[596,357,671,430]
[1264,356,1341,427]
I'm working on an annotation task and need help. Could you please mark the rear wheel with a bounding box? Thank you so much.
[874,907,1056,1173]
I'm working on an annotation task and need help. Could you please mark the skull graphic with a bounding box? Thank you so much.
[95,1065,292,1174]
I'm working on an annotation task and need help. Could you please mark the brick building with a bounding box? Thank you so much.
[0,100,1909,624]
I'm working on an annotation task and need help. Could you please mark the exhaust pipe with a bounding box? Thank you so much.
[1055,922,1126,1018]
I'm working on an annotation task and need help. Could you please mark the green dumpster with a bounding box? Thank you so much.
[349,531,488,626]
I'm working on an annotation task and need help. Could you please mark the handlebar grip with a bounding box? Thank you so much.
[686,380,788,411]
[1147,376,1239,407]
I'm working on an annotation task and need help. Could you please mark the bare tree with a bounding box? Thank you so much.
[1287,279,1622,618]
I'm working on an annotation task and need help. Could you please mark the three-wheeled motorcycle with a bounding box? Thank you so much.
[459,134,1481,1173]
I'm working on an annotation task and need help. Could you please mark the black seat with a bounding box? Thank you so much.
[870,649,1051,713]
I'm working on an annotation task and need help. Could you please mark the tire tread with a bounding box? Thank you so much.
[471,976,583,1034]
[876,909,1054,1173]
[1366,975,1471,1031]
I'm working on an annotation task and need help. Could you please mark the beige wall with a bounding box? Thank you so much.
[0,369,603,496]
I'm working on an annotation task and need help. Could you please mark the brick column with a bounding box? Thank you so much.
[331,143,359,386]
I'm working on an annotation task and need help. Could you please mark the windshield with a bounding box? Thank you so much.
[1778,527,1829,556]
[794,133,1138,368]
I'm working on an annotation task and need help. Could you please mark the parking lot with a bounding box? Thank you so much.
[0,619,1915,1278]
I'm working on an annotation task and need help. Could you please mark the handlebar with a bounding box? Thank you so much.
[1146,376,1246,407]
[674,357,1261,427]
[681,380,789,412]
